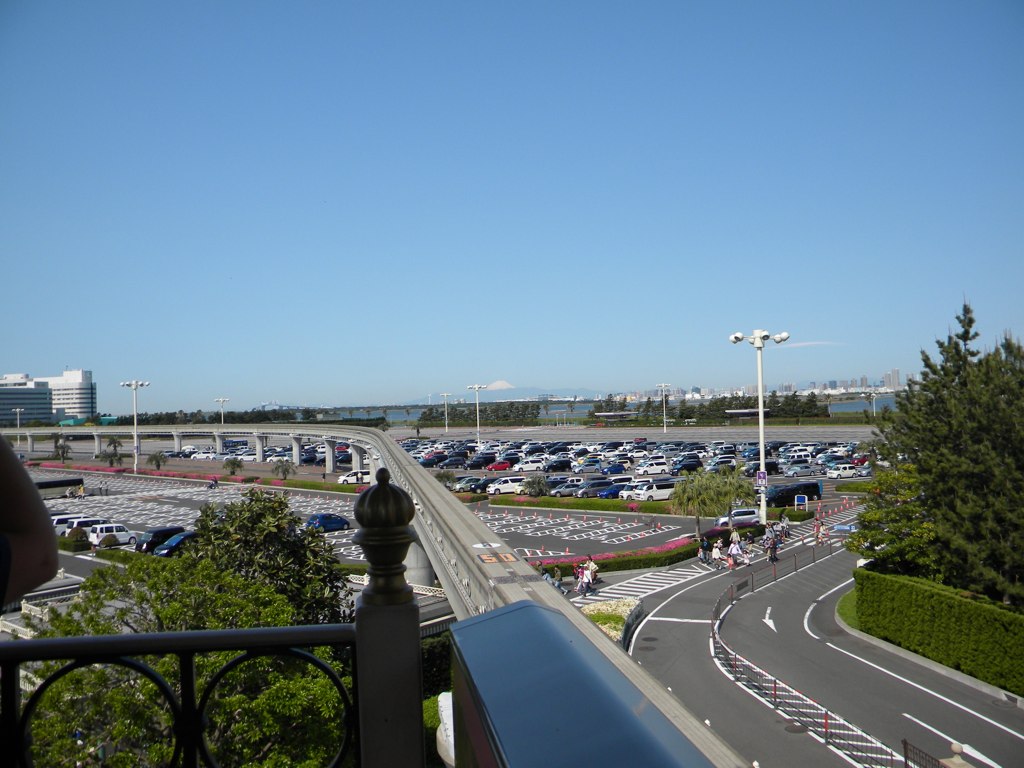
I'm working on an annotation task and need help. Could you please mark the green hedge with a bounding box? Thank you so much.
[421,633,452,698]
[853,568,1024,696]
[56,537,91,553]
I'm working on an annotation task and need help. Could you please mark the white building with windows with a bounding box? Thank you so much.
[0,369,97,423]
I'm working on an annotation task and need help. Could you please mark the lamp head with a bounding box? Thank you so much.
[758,330,771,342]
[729,332,744,344]
[773,332,790,344]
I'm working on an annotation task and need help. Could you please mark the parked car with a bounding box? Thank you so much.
[635,459,669,476]
[438,457,468,469]
[764,481,822,507]
[452,476,481,492]
[306,513,351,532]
[600,463,628,476]
[597,483,628,499]
[486,476,526,495]
[467,454,497,469]
[153,530,198,557]
[543,458,574,472]
[466,477,494,494]
[714,508,760,527]
[486,460,512,472]
[88,523,137,548]
[513,458,546,472]
[574,479,614,498]
[550,481,582,498]
[855,465,874,477]
[61,517,111,537]
[135,525,187,554]
[629,478,679,502]
[826,464,858,479]
[785,464,823,478]
[742,459,779,477]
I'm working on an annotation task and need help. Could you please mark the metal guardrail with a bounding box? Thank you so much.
[709,535,914,768]
[0,624,357,767]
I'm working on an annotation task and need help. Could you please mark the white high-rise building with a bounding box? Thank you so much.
[0,369,97,421]
[36,369,98,419]
[0,374,53,424]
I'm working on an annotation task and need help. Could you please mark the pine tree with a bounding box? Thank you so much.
[879,304,1024,605]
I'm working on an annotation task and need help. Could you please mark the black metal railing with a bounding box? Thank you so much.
[0,623,357,767]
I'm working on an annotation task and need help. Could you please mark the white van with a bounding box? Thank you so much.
[486,476,527,495]
[635,459,670,476]
[88,524,138,547]
[338,469,372,485]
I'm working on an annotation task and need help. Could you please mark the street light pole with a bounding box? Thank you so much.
[440,393,451,433]
[730,330,789,525]
[12,408,24,448]
[120,380,150,474]
[215,397,230,425]
[467,384,487,445]
[656,383,671,434]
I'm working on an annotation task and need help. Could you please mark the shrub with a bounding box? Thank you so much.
[99,534,121,549]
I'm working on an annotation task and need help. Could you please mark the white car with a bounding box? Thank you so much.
[88,524,138,548]
[635,459,669,476]
[513,458,546,472]
[714,508,759,527]
[191,450,217,460]
[827,464,858,479]
[338,469,372,484]
[486,476,526,495]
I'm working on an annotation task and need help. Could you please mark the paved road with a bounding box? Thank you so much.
[720,549,1023,768]
[583,513,1024,768]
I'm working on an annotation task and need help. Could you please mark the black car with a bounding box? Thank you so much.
[466,477,494,494]
[764,481,822,507]
[742,459,780,477]
[670,459,703,475]
[153,530,198,557]
[135,525,187,554]
[544,458,573,472]
[467,454,496,469]
[439,457,468,469]
[419,454,449,468]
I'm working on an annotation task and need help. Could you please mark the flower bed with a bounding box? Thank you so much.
[581,598,640,641]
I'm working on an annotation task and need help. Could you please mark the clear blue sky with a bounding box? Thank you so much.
[3,2,1022,414]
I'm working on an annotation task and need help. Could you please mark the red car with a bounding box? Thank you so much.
[486,460,512,471]
[850,454,871,466]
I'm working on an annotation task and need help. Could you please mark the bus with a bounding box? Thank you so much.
[35,478,86,500]
[222,439,249,451]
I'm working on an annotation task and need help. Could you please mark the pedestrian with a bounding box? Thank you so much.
[768,535,779,564]
[727,540,742,570]
[711,540,725,570]
[780,512,790,540]
[585,554,600,584]
[729,526,740,545]
[699,536,711,565]
[813,517,822,546]
[580,564,597,597]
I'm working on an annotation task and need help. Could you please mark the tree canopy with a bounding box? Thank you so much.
[27,558,350,767]
[191,487,353,624]
[866,304,1024,606]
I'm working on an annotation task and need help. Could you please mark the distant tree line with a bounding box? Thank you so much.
[417,401,541,427]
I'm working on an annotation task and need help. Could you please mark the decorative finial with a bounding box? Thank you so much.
[353,467,416,605]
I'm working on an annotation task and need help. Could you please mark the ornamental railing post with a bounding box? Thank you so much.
[353,468,425,768]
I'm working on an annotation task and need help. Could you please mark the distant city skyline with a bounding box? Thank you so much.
[3,4,1020,416]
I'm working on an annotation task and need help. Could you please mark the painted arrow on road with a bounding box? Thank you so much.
[763,607,777,632]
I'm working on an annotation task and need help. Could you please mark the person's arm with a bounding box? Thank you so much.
[0,439,58,603]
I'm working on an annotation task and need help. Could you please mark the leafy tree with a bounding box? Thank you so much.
[106,436,123,456]
[271,459,297,482]
[222,456,244,476]
[845,465,939,578]
[879,304,1024,605]
[191,488,353,625]
[670,470,755,535]
[146,452,166,471]
[26,558,349,767]
[99,449,124,467]
[522,475,549,497]
[434,470,456,487]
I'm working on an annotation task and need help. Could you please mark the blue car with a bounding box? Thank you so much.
[597,483,627,499]
[153,530,197,557]
[601,463,627,476]
[306,513,351,532]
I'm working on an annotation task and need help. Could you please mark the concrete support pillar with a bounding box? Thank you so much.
[351,445,368,471]
[214,434,224,453]
[173,433,183,452]
[290,435,303,465]
[404,539,436,589]
[26,435,35,453]
[93,433,103,456]
[353,469,425,768]
[254,435,266,462]
[325,439,337,474]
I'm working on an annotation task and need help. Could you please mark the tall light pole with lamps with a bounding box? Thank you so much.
[730,330,789,525]
[120,380,150,474]
[215,397,230,425]
[467,384,487,445]
[12,408,24,448]
[439,393,451,433]
[656,383,671,434]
